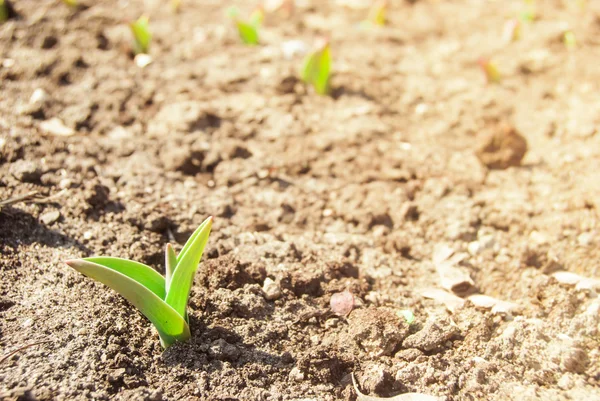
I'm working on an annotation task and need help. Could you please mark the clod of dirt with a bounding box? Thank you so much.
[9,160,43,183]
[357,363,394,395]
[330,290,355,316]
[85,184,110,209]
[347,307,409,357]
[159,147,205,175]
[402,316,460,352]
[476,123,527,169]
[208,339,240,362]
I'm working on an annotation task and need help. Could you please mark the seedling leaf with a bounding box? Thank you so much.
[478,58,501,84]
[0,0,17,22]
[176,217,211,265]
[367,0,387,26]
[66,259,190,347]
[227,6,261,45]
[130,15,152,55]
[165,243,177,293]
[166,216,212,318]
[301,40,331,95]
[84,256,166,299]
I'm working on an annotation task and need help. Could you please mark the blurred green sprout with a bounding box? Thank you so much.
[502,18,521,43]
[478,57,501,84]
[66,216,213,348]
[367,0,387,26]
[300,38,332,95]
[564,30,576,50]
[519,0,536,23]
[227,6,264,45]
[61,0,78,7]
[130,15,152,55]
[0,0,17,23]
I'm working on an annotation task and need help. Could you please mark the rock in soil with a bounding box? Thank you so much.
[476,123,527,169]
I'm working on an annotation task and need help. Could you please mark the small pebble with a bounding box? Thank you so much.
[40,118,75,137]
[40,210,60,225]
[262,277,281,301]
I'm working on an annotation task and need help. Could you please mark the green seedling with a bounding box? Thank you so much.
[66,216,213,348]
[502,18,521,43]
[398,309,415,325]
[129,15,152,55]
[478,57,501,84]
[227,6,263,45]
[300,38,332,95]
[519,0,536,23]
[564,30,576,50]
[61,0,78,7]
[0,0,17,23]
[367,0,387,26]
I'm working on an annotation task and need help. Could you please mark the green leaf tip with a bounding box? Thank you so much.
[65,216,213,349]
[129,15,152,55]
[300,38,332,95]
[228,7,262,45]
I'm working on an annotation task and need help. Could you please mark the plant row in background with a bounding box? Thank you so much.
[0,0,585,91]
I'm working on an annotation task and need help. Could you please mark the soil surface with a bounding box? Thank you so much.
[1,0,600,400]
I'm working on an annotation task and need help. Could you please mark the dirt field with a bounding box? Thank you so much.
[1,0,600,400]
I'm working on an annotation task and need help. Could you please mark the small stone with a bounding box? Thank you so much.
[330,290,355,316]
[476,123,527,169]
[262,277,281,301]
[134,53,153,68]
[289,366,305,382]
[40,117,75,137]
[40,210,60,225]
[30,88,49,105]
[83,231,93,240]
[577,232,594,246]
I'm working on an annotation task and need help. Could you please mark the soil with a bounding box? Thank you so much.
[1,0,600,400]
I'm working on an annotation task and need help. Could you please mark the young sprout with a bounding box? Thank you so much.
[367,0,387,26]
[564,30,576,50]
[170,0,181,13]
[66,216,213,348]
[0,0,17,23]
[129,15,152,55]
[300,38,332,95]
[61,0,78,7]
[502,18,521,43]
[227,6,264,46]
[478,57,501,84]
[519,0,536,23]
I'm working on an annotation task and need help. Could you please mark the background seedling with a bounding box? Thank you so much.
[519,0,536,23]
[300,38,332,95]
[0,0,17,23]
[66,216,213,348]
[130,15,152,55]
[227,6,263,45]
[564,30,576,49]
[479,57,501,84]
[502,18,521,43]
[61,0,78,7]
[367,0,387,26]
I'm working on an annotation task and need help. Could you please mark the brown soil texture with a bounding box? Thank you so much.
[1,0,600,400]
